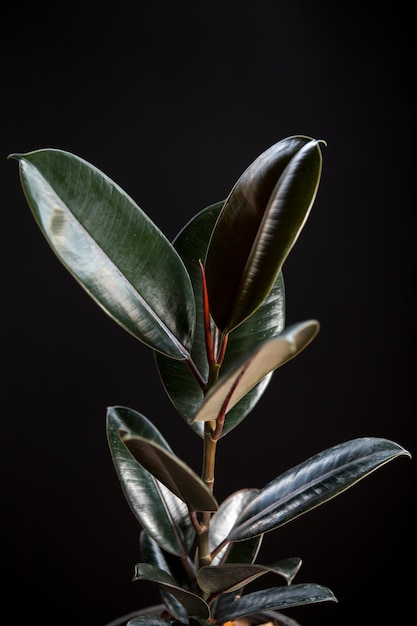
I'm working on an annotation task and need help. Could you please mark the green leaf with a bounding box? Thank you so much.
[10,149,195,359]
[214,583,336,622]
[107,406,195,555]
[228,437,411,541]
[127,619,170,625]
[121,431,217,512]
[205,136,324,333]
[197,561,302,595]
[209,489,262,565]
[133,563,210,619]
[193,321,319,423]
[155,203,285,438]
[140,531,190,623]
[220,536,262,569]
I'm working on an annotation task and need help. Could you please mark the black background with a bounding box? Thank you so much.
[2,2,414,625]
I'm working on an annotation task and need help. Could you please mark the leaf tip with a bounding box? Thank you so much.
[7,152,21,162]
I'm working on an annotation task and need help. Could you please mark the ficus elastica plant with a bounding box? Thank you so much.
[10,135,411,626]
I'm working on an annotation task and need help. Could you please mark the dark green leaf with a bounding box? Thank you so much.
[140,531,191,622]
[197,561,301,595]
[209,489,261,565]
[126,616,170,626]
[205,136,324,333]
[127,619,170,625]
[107,406,195,555]
[215,583,336,622]
[133,563,210,619]
[11,149,195,358]
[269,558,301,585]
[228,438,411,541]
[221,536,262,569]
[193,321,319,423]
[155,203,285,438]
[121,433,217,513]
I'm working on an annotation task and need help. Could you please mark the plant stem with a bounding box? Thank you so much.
[198,421,217,567]
[197,265,230,568]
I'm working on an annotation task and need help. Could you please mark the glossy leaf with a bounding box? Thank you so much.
[126,615,170,626]
[155,203,285,438]
[193,321,319,423]
[133,563,210,619]
[221,535,263,569]
[205,136,324,333]
[197,560,302,595]
[121,432,217,513]
[107,406,195,555]
[11,149,195,359]
[140,531,190,622]
[228,437,411,541]
[209,489,261,565]
[214,583,336,622]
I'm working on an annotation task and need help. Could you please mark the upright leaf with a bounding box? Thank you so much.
[107,406,195,556]
[155,203,286,437]
[205,136,324,333]
[11,149,195,358]
[209,489,261,565]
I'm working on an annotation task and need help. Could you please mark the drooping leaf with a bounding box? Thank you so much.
[209,489,262,566]
[107,406,195,555]
[121,432,217,513]
[133,563,210,619]
[155,203,285,438]
[140,531,190,623]
[270,558,302,585]
[197,560,302,595]
[228,437,411,542]
[193,321,319,423]
[11,149,195,359]
[214,583,336,622]
[205,136,324,333]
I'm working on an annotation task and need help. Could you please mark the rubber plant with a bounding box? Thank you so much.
[9,136,411,626]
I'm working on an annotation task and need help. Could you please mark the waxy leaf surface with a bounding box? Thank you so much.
[205,136,324,333]
[193,321,319,423]
[11,149,195,358]
[215,583,336,622]
[133,563,210,619]
[156,203,285,437]
[121,431,218,512]
[197,560,301,595]
[228,437,411,541]
[209,489,261,565]
[127,619,169,625]
[107,406,195,555]
[140,531,190,622]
